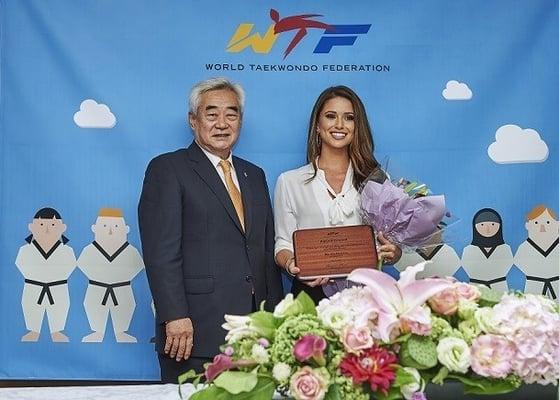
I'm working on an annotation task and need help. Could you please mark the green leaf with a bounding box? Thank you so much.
[213,371,258,394]
[296,291,317,315]
[393,367,417,387]
[250,311,278,339]
[477,285,503,307]
[324,383,342,400]
[374,386,405,400]
[447,374,521,395]
[231,376,276,400]
[178,369,198,385]
[431,366,449,385]
[178,369,201,399]
[418,368,438,383]
[190,377,276,400]
[390,333,411,344]
[189,385,232,400]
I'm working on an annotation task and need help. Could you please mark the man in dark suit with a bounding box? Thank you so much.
[138,77,283,383]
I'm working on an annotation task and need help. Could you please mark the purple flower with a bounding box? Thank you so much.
[258,338,270,348]
[293,335,327,366]
[223,346,234,356]
[411,393,427,400]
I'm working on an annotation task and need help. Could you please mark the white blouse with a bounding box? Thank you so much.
[274,162,362,256]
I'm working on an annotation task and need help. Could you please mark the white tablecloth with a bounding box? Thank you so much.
[0,384,188,400]
[0,384,286,400]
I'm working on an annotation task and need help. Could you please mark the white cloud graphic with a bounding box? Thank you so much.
[442,80,472,100]
[488,124,548,164]
[73,99,116,128]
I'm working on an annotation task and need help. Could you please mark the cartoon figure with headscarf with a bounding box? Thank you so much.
[15,207,77,342]
[78,207,144,343]
[461,208,513,291]
[514,205,559,299]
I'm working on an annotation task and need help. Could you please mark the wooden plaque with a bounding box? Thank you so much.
[292,225,378,279]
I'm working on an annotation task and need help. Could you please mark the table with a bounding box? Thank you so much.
[0,382,557,399]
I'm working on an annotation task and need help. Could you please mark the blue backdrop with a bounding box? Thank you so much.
[1,0,557,380]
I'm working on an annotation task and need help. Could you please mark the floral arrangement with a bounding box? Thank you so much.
[179,262,559,399]
[360,178,447,253]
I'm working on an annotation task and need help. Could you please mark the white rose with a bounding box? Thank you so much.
[317,305,351,333]
[474,307,499,334]
[251,343,269,364]
[272,362,291,383]
[436,337,471,373]
[273,293,296,318]
[400,367,425,400]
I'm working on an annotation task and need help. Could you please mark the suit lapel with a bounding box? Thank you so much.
[186,143,245,235]
[234,157,253,237]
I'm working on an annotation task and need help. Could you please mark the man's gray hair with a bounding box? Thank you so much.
[188,77,245,115]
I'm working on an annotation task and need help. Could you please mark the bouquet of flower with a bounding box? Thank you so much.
[360,177,447,254]
[179,262,559,399]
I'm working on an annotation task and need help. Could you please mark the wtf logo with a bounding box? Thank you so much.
[227,9,371,59]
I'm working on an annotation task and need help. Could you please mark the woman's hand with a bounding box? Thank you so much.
[303,277,330,287]
[377,231,402,265]
[286,258,330,287]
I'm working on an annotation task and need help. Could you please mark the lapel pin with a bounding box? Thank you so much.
[244,172,248,177]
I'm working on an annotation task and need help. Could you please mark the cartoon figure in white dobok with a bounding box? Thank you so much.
[461,208,513,292]
[514,205,559,299]
[78,208,144,343]
[15,207,76,342]
[396,224,461,279]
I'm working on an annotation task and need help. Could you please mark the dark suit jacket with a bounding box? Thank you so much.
[138,142,283,357]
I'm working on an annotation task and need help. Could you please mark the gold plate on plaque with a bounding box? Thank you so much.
[292,225,378,279]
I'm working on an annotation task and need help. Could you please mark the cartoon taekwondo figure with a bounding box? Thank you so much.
[395,226,461,279]
[15,207,76,342]
[78,208,144,343]
[514,205,559,299]
[461,208,513,291]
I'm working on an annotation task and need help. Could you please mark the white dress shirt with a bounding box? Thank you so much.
[274,161,361,256]
[196,142,241,192]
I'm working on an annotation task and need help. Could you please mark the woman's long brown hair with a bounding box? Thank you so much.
[306,85,383,189]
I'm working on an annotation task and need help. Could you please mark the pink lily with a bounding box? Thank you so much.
[348,262,452,342]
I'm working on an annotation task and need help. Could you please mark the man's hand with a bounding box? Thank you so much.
[165,317,193,362]
[377,232,402,265]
